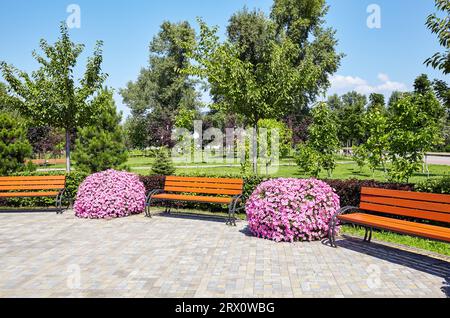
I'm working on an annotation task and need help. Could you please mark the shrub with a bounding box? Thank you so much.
[246,178,340,242]
[324,179,414,207]
[415,176,450,194]
[73,89,128,173]
[74,169,145,219]
[150,147,175,176]
[0,112,33,175]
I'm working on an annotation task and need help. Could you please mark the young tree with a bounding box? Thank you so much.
[151,147,176,176]
[0,23,107,172]
[0,112,33,175]
[387,90,445,182]
[188,3,342,173]
[296,102,339,177]
[333,91,367,147]
[360,109,389,175]
[72,89,128,173]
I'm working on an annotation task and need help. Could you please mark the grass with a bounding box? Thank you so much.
[167,162,449,184]
[341,225,450,256]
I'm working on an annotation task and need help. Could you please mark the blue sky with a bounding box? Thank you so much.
[0,0,447,118]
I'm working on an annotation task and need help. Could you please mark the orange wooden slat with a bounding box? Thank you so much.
[359,202,450,223]
[352,209,450,234]
[0,176,66,182]
[164,181,243,190]
[164,186,242,196]
[338,213,450,242]
[0,191,60,198]
[165,176,243,184]
[0,185,65,191]
[152,193,233,204]
[361,194,450,214]
[0,180,66,186]
[361,187,450,204]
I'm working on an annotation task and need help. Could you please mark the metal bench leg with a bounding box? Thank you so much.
[367,228,373,243]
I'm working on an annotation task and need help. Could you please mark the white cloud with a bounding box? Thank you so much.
[377,73,390,82]
[329,73,408,96]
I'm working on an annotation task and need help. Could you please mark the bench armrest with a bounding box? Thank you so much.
[330,206,359,227]
[146,189,164,202]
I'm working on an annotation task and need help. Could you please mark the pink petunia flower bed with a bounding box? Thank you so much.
[74,169,146,219]
[246,178,340,242]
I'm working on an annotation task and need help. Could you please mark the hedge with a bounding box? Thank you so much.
[1,170,449,212]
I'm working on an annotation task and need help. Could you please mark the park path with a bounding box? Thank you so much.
[0,211,448,298]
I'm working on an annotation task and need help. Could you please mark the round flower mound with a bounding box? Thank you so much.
[74,169,146,219]
[246,178,340,242]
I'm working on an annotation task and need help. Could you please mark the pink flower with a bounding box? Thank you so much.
[74,169,146,219]
[246,178,340,242]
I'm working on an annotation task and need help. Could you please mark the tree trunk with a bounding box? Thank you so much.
[252,125,258,175]
[65,129,71,173]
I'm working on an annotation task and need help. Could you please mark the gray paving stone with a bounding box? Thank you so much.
[0,211,448,298]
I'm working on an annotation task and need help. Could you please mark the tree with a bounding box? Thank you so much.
[425,0,450,74]
[360,108,389,175]
[368,93,385,113]
[0,23,107,172]
[72,89,128,173]
[120,21,200,148]
[27,127,64,159]
[188,3,342,173]
[414,74,433,94]
[271,0,344,113]
[332,91,366,147]
[0,112,33,175]
[258,118,293,158]
[296,102,339,177]
[151,147,176,176]
[387,90,445,182]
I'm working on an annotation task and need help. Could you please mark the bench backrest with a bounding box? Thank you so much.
[360,187,450,223]
[0,176,66,193]
[164,176,244,196]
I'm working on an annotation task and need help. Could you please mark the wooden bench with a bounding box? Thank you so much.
[145,176,244,225]
[0,176,67,213]
[328,187,450,247]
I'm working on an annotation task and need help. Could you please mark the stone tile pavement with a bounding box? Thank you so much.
[0,211,448,298]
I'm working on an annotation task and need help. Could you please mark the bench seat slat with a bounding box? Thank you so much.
[0,176,66,182]
[164,181,243,190]
[361,187,450,204]
[0,180,66,186]
[165,176,243,184]
[339,213,450,242]
[163,186,242,196]
[0,191,60,198]
[0,185,65,191]
[359,202,450,223]
[152,193,233,204]
[361,194,450,214]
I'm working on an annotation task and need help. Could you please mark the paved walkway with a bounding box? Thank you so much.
[0,211,448,298]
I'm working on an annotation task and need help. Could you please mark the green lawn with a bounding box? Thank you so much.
[149,162,449,184]
[341,225,450,256]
